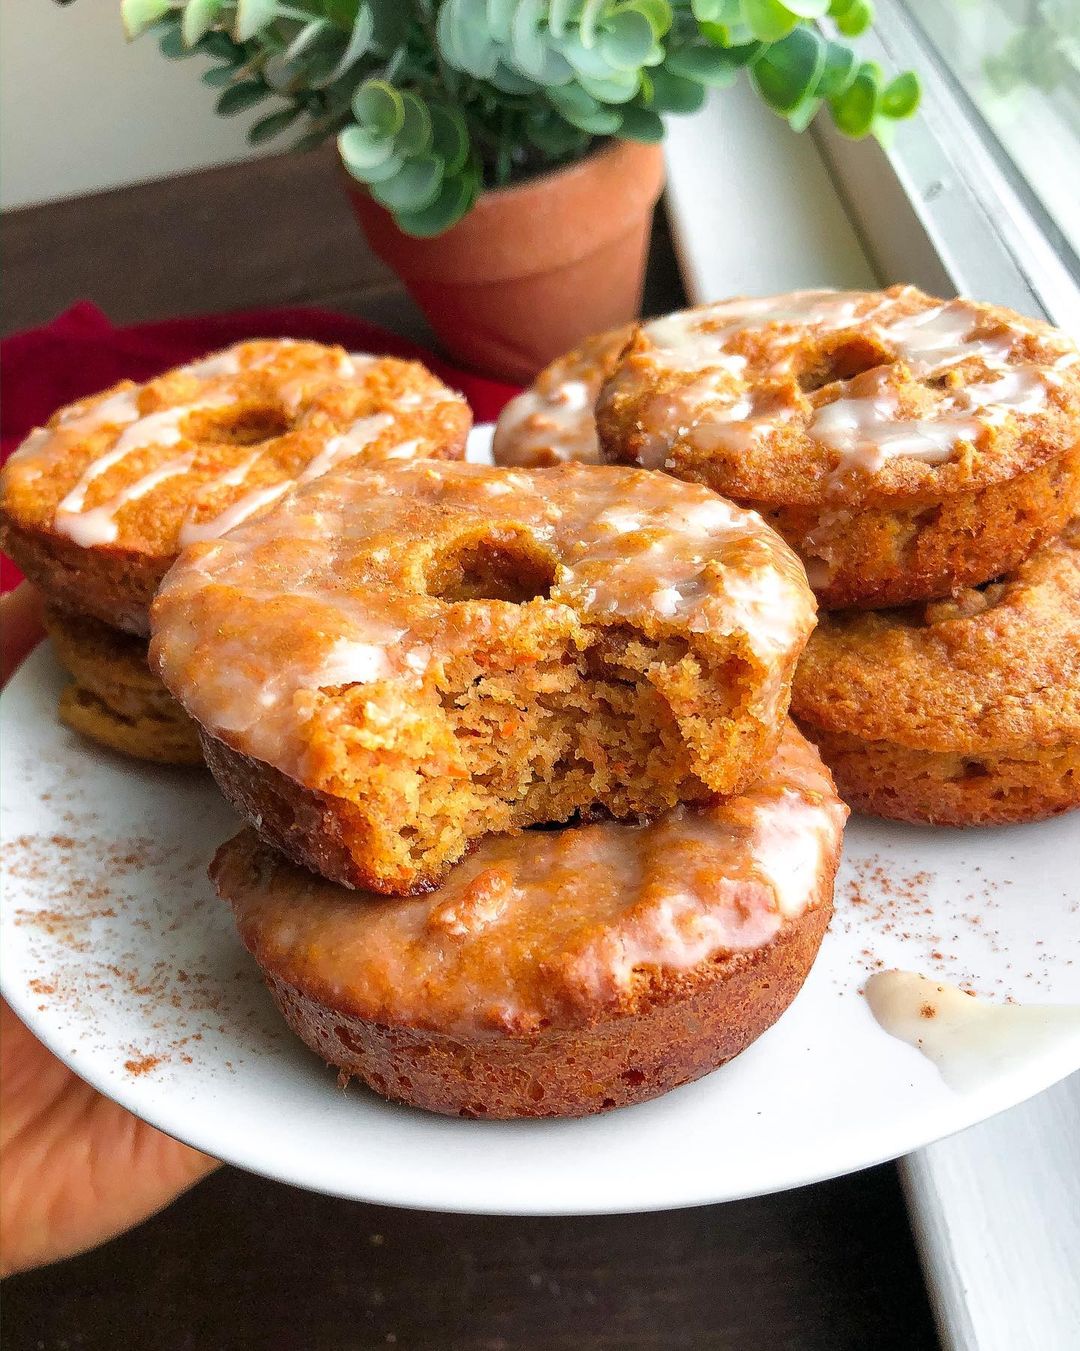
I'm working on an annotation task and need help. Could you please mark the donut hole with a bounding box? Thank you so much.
[193,403,292,447]
[796,334,891,392]
[426,530,557,605]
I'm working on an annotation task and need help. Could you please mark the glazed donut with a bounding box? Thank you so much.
[596,286,1080,608]
[152,458,816,895]
[492,326,631,466]
[211,723,847,1119]
[792,519,1080,826]
[0,339,471,635]
[44,605,203,765]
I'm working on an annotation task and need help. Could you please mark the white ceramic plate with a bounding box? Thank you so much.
[3,429,1079,1214]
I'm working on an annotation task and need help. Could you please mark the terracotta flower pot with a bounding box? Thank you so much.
[345,139,665,382]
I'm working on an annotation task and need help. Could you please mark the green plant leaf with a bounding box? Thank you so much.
[233,0,279,43]
[393,172,478,237]
[203,63,242,86]
[283,18,328,64]
[648,65,708,112]
[600,9,658,70]
[815,40,857,98]
[575,67,642,103]
[526,109,589,154]
[511,0,574,82]
[439,0,500,78]
[664,41,740,86]
[835,0,873,36]
[371,154,445,213]
[489,61,541,94]
[353,146,407,183]
[880,70,920,118]
[316,9,375,86]
[394,92,434,156]
[743,0,799,43]
[430,105,471,174]
[247,103,303,144]
[579,0,607,49]
[751,26,827,112]
[159,22,192,59]
[216,79,272,114]
[691,0,739,22]
[829,60,880,134]
[199,29,239,61]
[561,29,619,79]
[338,123,397,173]
[121,0,173,40]
[634,0,675,38]
[618,103,667,140]
[486,0,518,42]
[698,34,765,65]
[181,0,221,47]
[787,92,821,130]
[352,79,405,135]
[548,82,625,132]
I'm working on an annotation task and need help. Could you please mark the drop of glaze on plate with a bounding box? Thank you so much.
[865,970,1080,1091]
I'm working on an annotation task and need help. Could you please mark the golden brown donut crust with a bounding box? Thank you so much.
[211,725,846,1118]
[0,340,470,635]
[596,287,1080,608]
[793,520,1080,824]
[45,606,203,766]
[492,325,631,467]
[759,447,1080,608]
[259,907,832,1119]
[797,729,1080,827]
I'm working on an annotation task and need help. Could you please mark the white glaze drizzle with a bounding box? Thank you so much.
[865,970,1080,1091]
[296,412,396,483]
[178,480,291,547]
[813,362,1051,479]
[577,783,841,996]
[57,452,198,547]
[53,398,230,543]
[176,349,242,380]
[55,388,140,435]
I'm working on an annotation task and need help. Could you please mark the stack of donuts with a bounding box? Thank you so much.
[0,327,853,1119]
[497,286,1080,827]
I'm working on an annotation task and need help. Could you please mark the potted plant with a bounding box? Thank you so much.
[121,0,920,379]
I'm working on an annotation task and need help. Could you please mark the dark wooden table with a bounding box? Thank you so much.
[1,148,940,1351]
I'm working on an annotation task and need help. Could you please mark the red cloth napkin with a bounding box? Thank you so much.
[0,302,522,591]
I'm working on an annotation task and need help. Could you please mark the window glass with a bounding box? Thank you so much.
[906,0,1079,266]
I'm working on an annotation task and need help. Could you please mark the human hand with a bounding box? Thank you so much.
[0,583,219,1276]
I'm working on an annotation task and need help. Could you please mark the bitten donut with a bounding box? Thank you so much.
[44,606,202,765]
[792,519,1080,825]
[212,724,847,1119]
[596,287,1080,608]
[0,339,471,635]
[153,458,816,894]
[492,326,631,466]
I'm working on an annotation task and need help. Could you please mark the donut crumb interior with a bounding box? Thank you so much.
[304,598,762,894]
